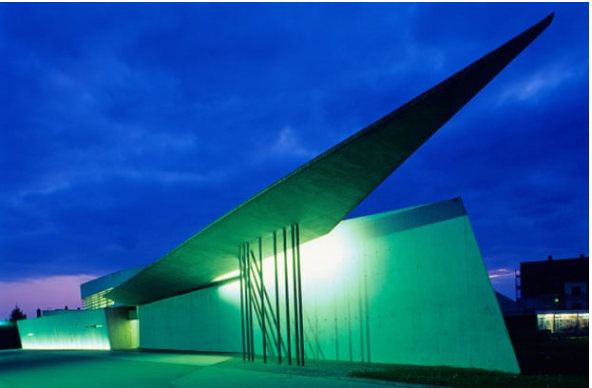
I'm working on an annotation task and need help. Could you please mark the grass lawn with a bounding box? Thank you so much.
[350,338,588,388]
[514,337,588,376]
[351,365,587,388]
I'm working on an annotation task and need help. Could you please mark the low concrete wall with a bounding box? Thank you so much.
[17,307,139,350]
[18,309,111,350]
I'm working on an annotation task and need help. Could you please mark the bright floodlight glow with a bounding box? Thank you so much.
[20,333,111,350]
[18,309,112,350]
[215,226,356,306]
[300,232,347,283]
[213,270,240,283]
[218,280,241,305]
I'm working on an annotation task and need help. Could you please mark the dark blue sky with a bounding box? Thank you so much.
[0,3,588,317]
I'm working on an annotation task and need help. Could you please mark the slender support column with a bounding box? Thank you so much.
[238,245,246,361]
[243,244,248,361]
[295,223,305,365]
[283,228,292,365]
[273,231,282,364]
[291,225,301,366]
[258,237,267,363]
[246,242,254,361]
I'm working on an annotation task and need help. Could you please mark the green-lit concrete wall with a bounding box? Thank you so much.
[139,281,241,352]
[138,199,519,373]
[17,307,139,350]
[105,308,139,350]
[18,309,111,350]
[298,199,519,373]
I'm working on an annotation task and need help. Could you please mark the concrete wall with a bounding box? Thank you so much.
[17,307,139,350]
[299,199,518,373]
[138,199,519,373]
[105,308,140,350]
[139,282,242,352]
[18,309,111,350]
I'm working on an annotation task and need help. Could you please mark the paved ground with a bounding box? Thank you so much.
[0,349,444,388]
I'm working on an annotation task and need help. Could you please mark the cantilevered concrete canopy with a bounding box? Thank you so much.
[108,14,553,306]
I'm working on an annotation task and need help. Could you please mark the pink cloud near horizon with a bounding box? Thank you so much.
[1,274,97,320]
[489,268,518,300]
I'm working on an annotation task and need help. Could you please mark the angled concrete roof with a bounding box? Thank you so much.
[108,13,553,306]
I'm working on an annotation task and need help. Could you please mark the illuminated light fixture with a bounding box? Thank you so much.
[85,324,104,328]
[213,270,240,283]
[27,333,34,337]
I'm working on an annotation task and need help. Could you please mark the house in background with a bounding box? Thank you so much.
[516,255,589,336]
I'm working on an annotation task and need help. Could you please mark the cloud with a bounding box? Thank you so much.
[489,268,516,280]
[0,274,97,319]
[488,268,518,300]
[267,126,318,160]
[496,62,586,105]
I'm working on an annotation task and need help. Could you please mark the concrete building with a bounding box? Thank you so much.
[18,14,555,375]
[18,199,519,372]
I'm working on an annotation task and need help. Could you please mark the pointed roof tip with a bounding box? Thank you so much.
[543,11,555,25]
[487,11,553,63]
[528,12,554,35]
[528,12,554,34]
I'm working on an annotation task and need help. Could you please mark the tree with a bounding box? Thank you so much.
[9,305,26,322]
